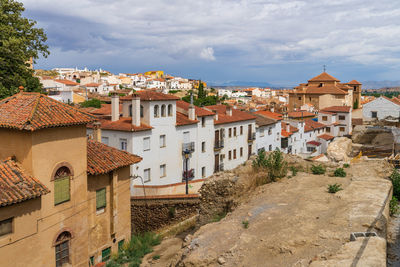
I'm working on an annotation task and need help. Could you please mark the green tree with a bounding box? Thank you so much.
[353,98,359,109]
[197,80,206,99]
[0,0,49,98]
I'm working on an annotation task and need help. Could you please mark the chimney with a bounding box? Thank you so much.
[188,92,196,120]
[131,93,141,127]
[270,107,274,113]
[111,92,119,122]
[93,121,102,142]
[214,110,218,121]
[286,123,290,132]
[226,106,232,116]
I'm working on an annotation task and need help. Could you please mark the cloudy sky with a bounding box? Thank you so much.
[21,0,400,86]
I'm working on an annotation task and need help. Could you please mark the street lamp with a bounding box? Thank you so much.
[183,151,190,195]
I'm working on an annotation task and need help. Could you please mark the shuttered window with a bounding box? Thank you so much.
[102,247,111,262]
[0,218,13,236]
[54,176,70,205]
[96,188,106,210]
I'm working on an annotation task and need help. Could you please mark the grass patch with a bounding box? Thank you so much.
[252,149,287,183]
[327,183,342,194]
[391,169,400,199]
[343,163,350,168]
[168,207,176,218]
[106,232,161,267]
[390,196,400,216]
[242,220,249,229]
[311,164,326,175]
[290,166,298,177]
[334,168,346,177]
[152,255,161,260]
[212,211,227,222]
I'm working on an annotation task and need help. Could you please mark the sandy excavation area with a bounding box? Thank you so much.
[142,159,392,267]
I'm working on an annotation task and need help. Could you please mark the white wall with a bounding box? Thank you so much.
[363,97,400,120]
[256,122,281,152]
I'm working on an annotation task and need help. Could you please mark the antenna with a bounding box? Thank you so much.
[323,65,327,72]
[190,91,193,105]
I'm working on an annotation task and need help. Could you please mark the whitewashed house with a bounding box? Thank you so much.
[253,113,282,153]
[362,96,400,121]
[85,83,104,94]
[318,106,352,136]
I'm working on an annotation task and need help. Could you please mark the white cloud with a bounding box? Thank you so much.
[200,47,216,61]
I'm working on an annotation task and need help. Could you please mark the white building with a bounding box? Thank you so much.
[85,83,105,94]
[362,96,400,121]
[253,113,281,153]
[318,106,352,136]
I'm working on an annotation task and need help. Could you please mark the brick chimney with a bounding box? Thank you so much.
[111,92,119,122]
[226,106,232,116]
[92,121,101,142]
[131,94,141,127]
[286,123,290,133]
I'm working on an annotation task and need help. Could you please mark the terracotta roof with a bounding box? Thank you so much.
[305,85,347,95]
[176,100,215,117]
[281,122,299,135]
[281,130,291,137]
[205,105,256,125]
[308,72,340,82]
[320,106,351,113]
[0,158,50,207]
[319,110,336,115]
[176,112,199,126]
[382,96,400,106]
[288,111,315,118]
[85,83,102,87]
[87,140,142,175]
[347,80,362,85]
[88,118,152,132]
[253,113,277,127]
[254,110,283,120]
[84,104,123,116]
[307,140,321,146]
[55,79,79,86]
[121,91,179,101]
[0,92,96,131]
[318,134,335,141]
[304,119,326,132]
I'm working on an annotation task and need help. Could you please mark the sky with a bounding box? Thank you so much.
[21,0,400,86]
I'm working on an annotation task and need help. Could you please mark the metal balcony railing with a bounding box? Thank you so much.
[182,142,195,155]
[248,132,256,141]
[182,168,195,181]
[214,139,224,150]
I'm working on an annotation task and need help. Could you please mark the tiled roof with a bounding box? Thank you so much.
[319,110,336,115]
[281,130,291,137]
[121,91,179,101]
[320,106,351,113]
[88,118,152,132]
[253,113,277,127]
[0,158,50,207]
[288,111,315,118]
[347,80,362,85]
[0,92,96,131]
[307,140,321,146]
[176,112,199,126]
[308,72,340,82]
[85,83,102,87]
[254,110,283,120]
[382,96,400,106]
[84,104,123,116]
[205,105,256,125]
[304,119,326,132]
[281,122,298,136]
[305,85,347,95]
[176,100,215,117]
[318,134,335,141]
[87,140,142,175]
[55,79,79,86]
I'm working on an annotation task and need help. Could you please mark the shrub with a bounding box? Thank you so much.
[343,163,350,168]
[390,196,400,216]
[211,211,227,222]
[334,168,346,177]
[327,183,343,193]
[391,170,400,199]
[311,164,326,175]
[252,150,268,169]
[152,255,161,260]
[242,220,249,229]
[168,207,175,218]
[265,149,288,182]
[80,98,102,108]
[290,166,298,177]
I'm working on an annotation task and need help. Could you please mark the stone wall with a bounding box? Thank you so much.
[131,196,200,233]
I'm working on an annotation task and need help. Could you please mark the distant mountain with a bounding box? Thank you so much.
[362,81,400,90]
[208,81,274,88]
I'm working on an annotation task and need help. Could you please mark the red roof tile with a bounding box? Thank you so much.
[55,79,79,86]
[320,106,351,113]
[176,100,215,117]
[347,80,362,85]
[382,96,400,106]
[281,122,299,135]
[87,140,142,175]
[288,111,315,118]
[88,118,152,132]
[308,72,340,82]
[307,140,321,146]
[318,134,335,141]
[0,158,50,207]
[176,112,199,126]
[305,85,347,95]
[85,83,102,87]
[205,105,256,125]
[0,92,96,131]
[121,91,179,101]
[84,104,123,116]
[304,119,326,132]
[254,110,283,120]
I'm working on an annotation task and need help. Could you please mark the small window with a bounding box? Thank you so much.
[160,164,166,177]
[102,247,111,262]
[120,138,127,151]
[101,136,109,145]
[339,115,345,120]
[298,97,301,100]
[54,167,71,205]
[140,105,144,118]
[118,240,125,252]
[143,137,150,151]
[144,168,151,182]
[202,141,206,152]
[0,218,13,237]
[161,105,166,117]
[168,104,173,116]
[339,127,345,132]
[202,117,205,127]
[202,167,206,178]
[228,150,232,160]
[229,128,232,138]
[268,128,272,135]
[326,127,331,133]
[89,256,94,266]
[269,145,272,151]
[240,126,243,135]
[96,188,106,210]
[234,127,237,136]
[322,116,328,121]
[371,111,377,118]
[154,105,159,117]
[160,135,166,148]
[240,147,243,157]
[233,149,237,159]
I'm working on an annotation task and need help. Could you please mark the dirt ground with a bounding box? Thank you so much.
[142,159,392,267]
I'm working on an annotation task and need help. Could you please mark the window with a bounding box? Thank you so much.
[54,167,71,205]
[234,127,237,136]
[160,164,166,177]
[233,149,237,159]
[298,97,301,100]
[240,147,243,157]
[161,105,166,117]
[102,247,111,262]
[160,135,166,148]
[202,142,206,152]
[144,168,150,182]
[371,111,377,118]
[96,188,106,210]
[154,105,159,117]
[0,218,13,237]
[240,126,243,135]
[55,232,71,267]
[307,146,315,152]
[339,115,345,120]
[89,256,94,266]
[229,128,232,138]
[120,138,127,151]
[202,117,205,127]
[322,116,328,121]
[326,127,330,133]
[129,104,133,117]
[143,137,150,151]
[339,127,345,132]
[268,128,272,135]
[168,104,173,116]
[140,105,144,118]
[101,136,109,145]
[228,151,232,160]
[269,145,272,151]
[202,167,206,178]
[118,240,125,252]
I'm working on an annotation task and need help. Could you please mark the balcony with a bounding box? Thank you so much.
[214,163,224,173]
[248,132,256,142]
[214,139,224,150]
[182,168,195,182]
[182,142,195,155]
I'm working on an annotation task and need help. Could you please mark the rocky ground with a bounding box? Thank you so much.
[141,155,392,267]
